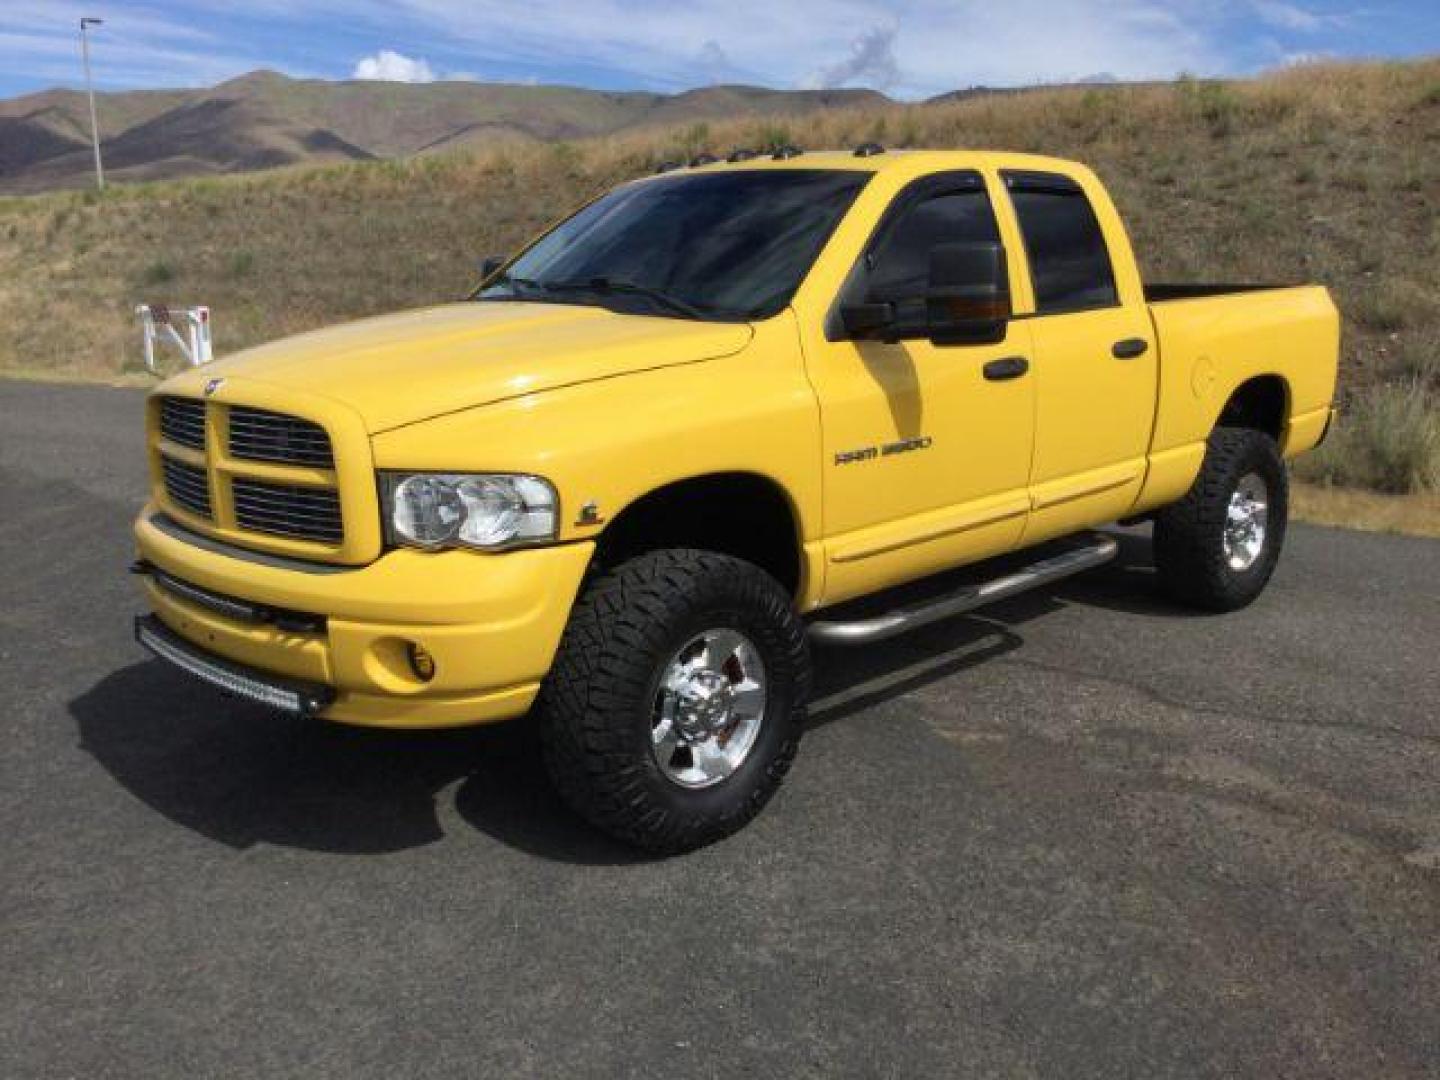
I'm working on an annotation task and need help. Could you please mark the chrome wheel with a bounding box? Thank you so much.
[1223,472,1269,571]
[651,628,767,789]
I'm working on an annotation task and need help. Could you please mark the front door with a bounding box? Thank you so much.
[803,171,1036,605]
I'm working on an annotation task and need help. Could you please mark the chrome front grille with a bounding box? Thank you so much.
[232,479,343,543]
[228,406,334,468]
[159,396,207,450]
[161,457,212,518]
[151,395,351,555]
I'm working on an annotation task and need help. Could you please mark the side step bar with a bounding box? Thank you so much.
[808,533,1119,646]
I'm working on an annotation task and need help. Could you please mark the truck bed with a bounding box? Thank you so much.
[1144,282,1298,303]
[1143,281,1339,462]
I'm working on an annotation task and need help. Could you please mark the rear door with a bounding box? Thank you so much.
[1000,169,1157,543]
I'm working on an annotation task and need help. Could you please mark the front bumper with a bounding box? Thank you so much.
[133,505,593,728]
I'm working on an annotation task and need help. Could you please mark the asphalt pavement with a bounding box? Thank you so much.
[2,378,1438,1079]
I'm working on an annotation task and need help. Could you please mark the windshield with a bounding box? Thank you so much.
[475,169,871,321]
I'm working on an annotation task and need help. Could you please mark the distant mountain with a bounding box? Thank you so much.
[0,71,891,193]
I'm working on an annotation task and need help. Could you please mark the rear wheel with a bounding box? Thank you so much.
[1153,426,1288,611]
[536,549,809,854]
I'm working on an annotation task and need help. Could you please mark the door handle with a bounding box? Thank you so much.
[983,356,1029,381]
[1112,338,1149,359]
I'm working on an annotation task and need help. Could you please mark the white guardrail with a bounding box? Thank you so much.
[137,304,213,374]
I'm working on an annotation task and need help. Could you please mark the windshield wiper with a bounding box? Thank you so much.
[542,277,708,320]
[487,273,546,294]
[481,273,708,320]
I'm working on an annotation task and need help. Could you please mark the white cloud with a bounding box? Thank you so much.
[696,39,731,85]
[804,24,901,90]
[352,49,436,82]
[1279,49,1335,67]
[884,0,1226,94]
[1252,2,1347,33]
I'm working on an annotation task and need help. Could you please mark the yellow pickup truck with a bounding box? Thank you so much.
[132,147,1339,851]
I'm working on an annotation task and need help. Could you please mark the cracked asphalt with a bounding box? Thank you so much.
[3,378,1439,1078]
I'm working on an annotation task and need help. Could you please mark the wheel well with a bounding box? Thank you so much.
[592,473,802,595]
[1218,375,1288,440]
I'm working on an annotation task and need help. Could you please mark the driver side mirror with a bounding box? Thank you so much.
[837,241,1011,345]
[925,241,1011,345]
[839,301,896,339]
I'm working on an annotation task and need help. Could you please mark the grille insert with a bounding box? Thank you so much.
[232,479,342,544]
[162,458,212,518]
[159,397,207,450]
[228,407,334,468]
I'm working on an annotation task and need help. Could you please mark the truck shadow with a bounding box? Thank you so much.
[72,531,1179,863]
[70,666,644,864]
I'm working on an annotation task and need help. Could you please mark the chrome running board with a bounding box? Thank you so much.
[807,533,1119,646]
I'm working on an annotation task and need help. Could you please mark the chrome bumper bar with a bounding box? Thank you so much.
[134,615,334,717]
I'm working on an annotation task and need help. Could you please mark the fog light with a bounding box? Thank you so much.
[407,642,436,682]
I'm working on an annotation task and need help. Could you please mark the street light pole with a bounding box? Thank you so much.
[79,17,105,191]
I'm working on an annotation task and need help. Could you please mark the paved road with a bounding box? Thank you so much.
[2,379,1438,1079]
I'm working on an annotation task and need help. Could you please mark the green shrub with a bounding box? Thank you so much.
[138,259,176,286]
[1389,338,1440,386]
[1295,383,1439,493]
[226,250,255,278]
[896,111,920,147]
[1349,279,1429,332]
[549,141,582,175]
[1178,77,1240,136]
[679,123,710,155]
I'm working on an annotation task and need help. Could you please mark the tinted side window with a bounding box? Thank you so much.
[1006,176,1117,313]
[865,188,1001,306]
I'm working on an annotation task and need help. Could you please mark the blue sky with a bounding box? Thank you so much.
[1,0,1436,100]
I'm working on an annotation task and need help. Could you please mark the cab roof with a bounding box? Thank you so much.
[651,148,1088,178]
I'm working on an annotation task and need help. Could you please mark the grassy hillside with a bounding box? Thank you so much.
[2,58,1436,491]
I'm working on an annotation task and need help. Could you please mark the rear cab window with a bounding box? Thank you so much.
[1002,170,1118,314]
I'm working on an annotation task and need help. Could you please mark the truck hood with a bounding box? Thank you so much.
[193,302,754,432]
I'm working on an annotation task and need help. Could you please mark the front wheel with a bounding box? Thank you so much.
[1153,426,1289,612]
[536,549,810,854]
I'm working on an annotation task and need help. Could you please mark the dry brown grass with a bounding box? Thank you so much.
[2,58,1436,489]
[1291,482,1440,538]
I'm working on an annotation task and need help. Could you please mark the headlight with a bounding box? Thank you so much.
[382,473,558,550]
